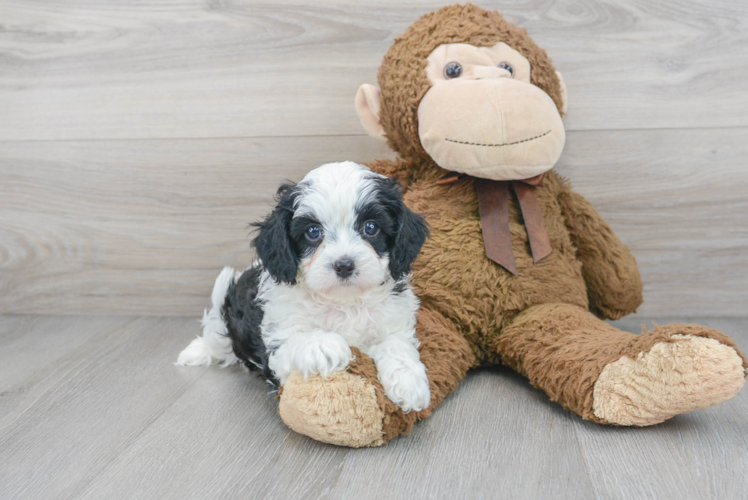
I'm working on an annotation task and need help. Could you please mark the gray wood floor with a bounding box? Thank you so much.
[1,315,746,500]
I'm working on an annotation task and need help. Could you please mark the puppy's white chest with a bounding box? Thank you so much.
[309,303,388,348]
[259,279,416,350]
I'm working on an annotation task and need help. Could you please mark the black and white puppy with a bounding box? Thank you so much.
[177,161,431,413]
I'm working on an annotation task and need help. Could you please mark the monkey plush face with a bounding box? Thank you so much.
[417,42,566,181]
[356,4,569,181]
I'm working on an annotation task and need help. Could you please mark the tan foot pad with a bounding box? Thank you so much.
[278,370,385,448]
[593,334,746,426]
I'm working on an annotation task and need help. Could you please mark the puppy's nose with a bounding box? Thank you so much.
[333,259,355,279]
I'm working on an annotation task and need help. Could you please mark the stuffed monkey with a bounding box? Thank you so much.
[276,4,747,447]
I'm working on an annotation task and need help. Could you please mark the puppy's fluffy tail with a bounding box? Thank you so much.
[176,267,239,367]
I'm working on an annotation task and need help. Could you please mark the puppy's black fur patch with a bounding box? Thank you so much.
[252,183,300,285]
[222,265,278,386]
[288,215,324,259]
[356,177,429,281]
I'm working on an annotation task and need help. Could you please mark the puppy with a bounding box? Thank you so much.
[177,161,431,413]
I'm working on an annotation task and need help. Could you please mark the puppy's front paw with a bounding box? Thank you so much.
[378,362,431,413]
[293,331,353,380]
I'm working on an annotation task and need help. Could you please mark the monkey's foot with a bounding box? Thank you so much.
[592,327,746,426]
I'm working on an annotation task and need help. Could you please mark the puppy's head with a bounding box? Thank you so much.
[252,161,428,297]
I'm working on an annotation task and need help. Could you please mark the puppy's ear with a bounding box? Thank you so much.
[389,200,429,281]
[252,183,299,284]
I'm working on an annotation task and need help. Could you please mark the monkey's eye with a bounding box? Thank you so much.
[363,221,379,236]
[306,226,322,241]
[498,61,514,76]
[443,62,463,79]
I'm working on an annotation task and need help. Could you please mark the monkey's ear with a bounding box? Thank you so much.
[355,84,386,141]
[556,71,568,115]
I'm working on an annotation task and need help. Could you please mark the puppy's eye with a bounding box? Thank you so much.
[443,61,462,79]
[363,221,379,236]
[498,61,513,76]
[305,226,322,241]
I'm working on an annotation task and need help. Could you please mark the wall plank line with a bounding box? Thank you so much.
[1,129,745,316]
[0,0,747,140]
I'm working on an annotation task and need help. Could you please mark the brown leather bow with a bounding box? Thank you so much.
[437,172,552,275]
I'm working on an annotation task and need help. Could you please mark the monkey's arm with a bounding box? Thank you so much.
[365,158,414,190]
[556,181,643,320]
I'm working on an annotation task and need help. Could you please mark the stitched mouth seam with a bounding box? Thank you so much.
[445,130,552,147]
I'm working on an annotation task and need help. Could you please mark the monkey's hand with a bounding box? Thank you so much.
[278,348,394,448]
[556,178,643,320]
[277,307,474,447]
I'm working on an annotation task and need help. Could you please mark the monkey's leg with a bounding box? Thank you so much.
[278,307,476,447]
[495,303,747,425]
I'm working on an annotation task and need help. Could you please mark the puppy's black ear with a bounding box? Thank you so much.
[251,183,299,284]
[389,199,429,281]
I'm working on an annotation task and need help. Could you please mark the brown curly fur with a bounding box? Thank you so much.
[353,160,745,441]
[278,4,747,446]
[497,304,747,423]
[358,4,745,442]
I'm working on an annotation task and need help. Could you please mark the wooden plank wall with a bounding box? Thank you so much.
[1,0,746,316]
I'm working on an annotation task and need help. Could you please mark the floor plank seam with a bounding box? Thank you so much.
[69,367,209,500]
[0,318,142,437]
[572,421,602,500]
